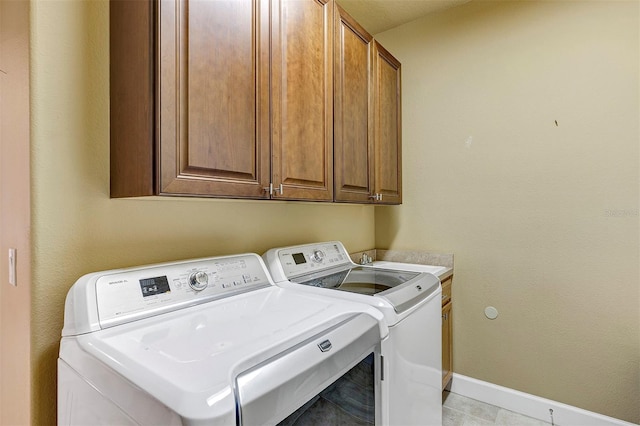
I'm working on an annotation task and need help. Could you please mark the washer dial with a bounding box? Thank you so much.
[189,271,209,291]
[310,250,325,263]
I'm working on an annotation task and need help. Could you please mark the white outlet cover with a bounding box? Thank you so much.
[484,306,498,320]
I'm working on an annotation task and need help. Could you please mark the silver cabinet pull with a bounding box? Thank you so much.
[264,183,284,196]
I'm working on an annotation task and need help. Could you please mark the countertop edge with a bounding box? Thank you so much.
[350,248,454,280]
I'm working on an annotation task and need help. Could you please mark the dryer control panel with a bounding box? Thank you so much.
[272,241,352,279]
[62,254,272,335]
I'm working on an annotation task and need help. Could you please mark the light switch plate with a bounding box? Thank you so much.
[8,248,16,286]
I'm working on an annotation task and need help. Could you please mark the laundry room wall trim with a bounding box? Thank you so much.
[450,374,637,426]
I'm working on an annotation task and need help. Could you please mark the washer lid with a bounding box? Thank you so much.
[293,265,440,314]
[65,286,386,423]
[295,266,421,295]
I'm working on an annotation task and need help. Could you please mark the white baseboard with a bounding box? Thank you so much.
[449,373,638,426]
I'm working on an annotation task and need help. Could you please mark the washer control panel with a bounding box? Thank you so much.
[275,241,352,278]
[93,254,271,330]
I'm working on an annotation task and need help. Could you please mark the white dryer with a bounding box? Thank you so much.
[58,253,388,425]
[263,242,443,426]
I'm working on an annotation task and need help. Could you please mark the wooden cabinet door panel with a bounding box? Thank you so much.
[334,4,373,203]
[186,1,255,176]
[271,0,333,201]
[442,301,453,389]
[373,41,402,204]
[110,0,155,198]
[159,0,270,198]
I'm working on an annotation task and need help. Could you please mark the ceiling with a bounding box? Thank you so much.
[337,0,472,34]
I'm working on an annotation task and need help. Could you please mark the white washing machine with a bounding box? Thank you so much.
[263,242,443,426]
[58,253,389,425]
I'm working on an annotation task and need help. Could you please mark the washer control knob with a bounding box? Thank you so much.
[310,250,325,263]
[189,271,209,292]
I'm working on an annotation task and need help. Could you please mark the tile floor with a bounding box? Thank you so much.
[443,391,551,426]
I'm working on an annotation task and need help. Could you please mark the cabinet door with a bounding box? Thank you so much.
[158,0,271,198]
[271,0,333,201]
[373,41,402,204]
[442,301,453,389]
[333,4,374,203]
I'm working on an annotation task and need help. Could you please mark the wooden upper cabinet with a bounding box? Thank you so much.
[158,0,271,198]
[111,0,271,199]
[270,0,334,201]
[110,0,400,203]
[333,4,374,203]
[333,16,402,205]
[373,40,402,204]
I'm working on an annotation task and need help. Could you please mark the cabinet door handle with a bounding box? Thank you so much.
[264,183,284,196]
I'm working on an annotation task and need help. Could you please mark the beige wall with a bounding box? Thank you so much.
[0,0,31,424]
[375,0,639,423]
[26,0,640,424]
[30,0,375,422]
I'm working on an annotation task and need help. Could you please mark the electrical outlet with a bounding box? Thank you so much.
[8,248,16,286]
